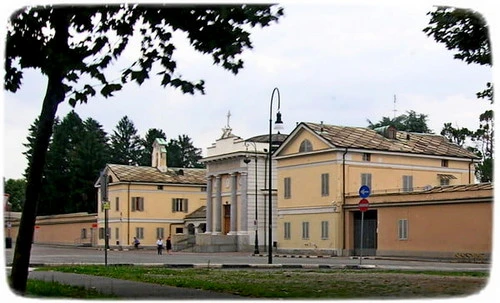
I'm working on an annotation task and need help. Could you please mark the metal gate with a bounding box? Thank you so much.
[353,210,377,256]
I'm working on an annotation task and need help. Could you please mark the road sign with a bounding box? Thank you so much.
[103,202,110,210]
[359,185,370,198]
[358,199,369,212]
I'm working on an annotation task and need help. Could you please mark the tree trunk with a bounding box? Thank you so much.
[9,76,65,294]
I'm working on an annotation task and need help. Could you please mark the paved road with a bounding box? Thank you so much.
[4,244,490,272]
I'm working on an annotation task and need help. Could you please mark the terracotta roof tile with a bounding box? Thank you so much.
[107,164,206,185]
[304,122,479,159]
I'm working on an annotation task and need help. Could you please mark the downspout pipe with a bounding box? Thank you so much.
[342,147,348,255]
[127,182,131,245]
[469,157,474,184]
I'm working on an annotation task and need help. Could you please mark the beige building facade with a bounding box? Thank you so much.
[96,138,207,249]
[273,122,489,258]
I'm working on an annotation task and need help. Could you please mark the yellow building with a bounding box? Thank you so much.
[274,122,483,257]
[96,138,206,249]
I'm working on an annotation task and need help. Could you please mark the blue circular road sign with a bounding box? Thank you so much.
[359,185,371,198]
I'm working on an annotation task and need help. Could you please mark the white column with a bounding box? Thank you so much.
[205,176,213,233]
[214,175,222,234]
[229,172,238,234]
[240,172,248,233]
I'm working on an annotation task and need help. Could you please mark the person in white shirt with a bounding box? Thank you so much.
[156,238,164,255]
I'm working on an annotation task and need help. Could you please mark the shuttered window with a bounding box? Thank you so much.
[172,198,188,213]
[361,173,372,189]
[284,222,291,240]
[403,175,413,192]
[321,173,329,196]
[284,177,291,199]
[131,197,144,212]
[398,219,408,240]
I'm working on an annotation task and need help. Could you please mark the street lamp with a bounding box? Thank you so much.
[268,87,283,264]
[244,141,259,254]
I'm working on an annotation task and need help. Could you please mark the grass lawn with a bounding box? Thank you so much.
[19,279,116,299]
[37,265,489,299]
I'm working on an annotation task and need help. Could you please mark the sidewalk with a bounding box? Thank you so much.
[25,270,242,299]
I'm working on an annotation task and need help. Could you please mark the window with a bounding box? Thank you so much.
[98,228,110,239]
[302,222,310,239]
[284,222,291,240]
[135,227,144,239]
[321,173,329,196]
[131,197,144,212]
[156,227,165,239]
[175,227,184,234]
[115,197,119,211]
[362,153,371,162]
[284,177,291,199]
[115,227,119,240]
[157,185,164,190]
[321,221,329,239]
[81,228,87,239]
[361,173,372,189]
[398,219,408,240]
[299,139,313,152]
[402,175,413,192]
[201,186,207,192]
[440,178,450,186]
[172,198,188,212]
[441,159,449,167]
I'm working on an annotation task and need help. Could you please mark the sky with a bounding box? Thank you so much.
[1,0,497,181]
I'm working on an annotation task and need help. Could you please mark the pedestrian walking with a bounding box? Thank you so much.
[156,238,164,255]
[166,236,172,254]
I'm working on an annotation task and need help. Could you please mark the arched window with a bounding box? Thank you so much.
[299,139,313,152]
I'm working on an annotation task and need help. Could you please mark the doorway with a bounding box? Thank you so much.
[353,210,377,256]
[223,204,231,234]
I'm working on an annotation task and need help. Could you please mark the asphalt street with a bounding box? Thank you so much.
[3,243,491,271]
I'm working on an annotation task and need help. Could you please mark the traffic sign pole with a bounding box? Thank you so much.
[360,211,364,265]
[358,186,371,266]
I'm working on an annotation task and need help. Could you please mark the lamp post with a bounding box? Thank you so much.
[268,87,283,264]
[244,141,259,254]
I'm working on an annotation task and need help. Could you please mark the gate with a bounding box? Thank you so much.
[353,210,377,256]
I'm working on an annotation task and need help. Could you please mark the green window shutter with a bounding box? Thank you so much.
[131,197,136,212]
[172,198,176,212]
[183,199,188,213]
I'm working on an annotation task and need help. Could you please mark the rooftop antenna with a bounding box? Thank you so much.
[393,94,397,119]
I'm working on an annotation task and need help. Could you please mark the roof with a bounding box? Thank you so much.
[106,164,206,185]
[246,133,288,144]
[185,206,206,219]
[421,182,492,193]
[301,122,479,159]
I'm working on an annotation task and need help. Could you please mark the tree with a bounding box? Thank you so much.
[138,128,167,166]
[5,4,283,293]
[3,179,26,212]
[424,6,493,181]
[109,116,143,165]
[367,110,432,133]
[167,134,204,168]
[440,123,473,146]
[72,118,111,213]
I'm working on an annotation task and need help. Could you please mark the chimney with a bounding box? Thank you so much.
[152,138,168,172]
